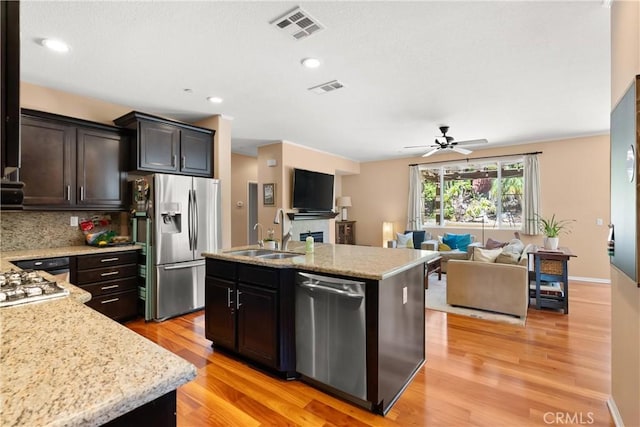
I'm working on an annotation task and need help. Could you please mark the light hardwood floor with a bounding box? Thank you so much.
[126,280,613,426]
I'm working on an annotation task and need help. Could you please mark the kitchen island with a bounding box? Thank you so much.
[203,242,438,415]
[0,247,196,427]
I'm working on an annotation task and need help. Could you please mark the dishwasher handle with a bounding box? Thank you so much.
[298,281,363,299]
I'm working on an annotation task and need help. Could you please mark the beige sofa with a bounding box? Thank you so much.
[446,259,529,318]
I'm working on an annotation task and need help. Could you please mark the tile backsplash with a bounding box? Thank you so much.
[0,211,128,251]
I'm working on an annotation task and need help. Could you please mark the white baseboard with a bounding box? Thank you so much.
[607,396,624,427]
[568,275,611,284]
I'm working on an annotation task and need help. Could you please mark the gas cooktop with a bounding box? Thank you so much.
[0,270,69,307]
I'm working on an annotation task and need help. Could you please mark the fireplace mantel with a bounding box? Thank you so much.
[287,212,339,220]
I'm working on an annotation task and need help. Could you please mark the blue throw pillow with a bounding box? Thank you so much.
[443,233,472,251]
[456,234,472,251]
[405,230,426,249]
[442,234,458,250]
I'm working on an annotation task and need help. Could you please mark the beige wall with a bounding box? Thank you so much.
[255,141,359,243]
[194,115,233,249]
[230,153,258,247]
[610,1,640,426]
[17,82,233,250]
[343,134,610,281]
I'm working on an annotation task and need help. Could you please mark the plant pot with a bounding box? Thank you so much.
[544,237,559,250]
[264,240,277,250]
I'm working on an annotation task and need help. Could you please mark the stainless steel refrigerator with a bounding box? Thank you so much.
[148,174,221,320]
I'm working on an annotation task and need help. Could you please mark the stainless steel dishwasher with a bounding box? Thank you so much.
[295,272,367,400]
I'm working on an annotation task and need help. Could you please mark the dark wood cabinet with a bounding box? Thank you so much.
[138,121,180,172]
[19,110,128,210]
[114,111,214,177]
[70,250,139,321]
[236,283,278,366]
[205,258,295,376]
[336,221,356,245]
[1,1,20,176]
[204,276,236,349]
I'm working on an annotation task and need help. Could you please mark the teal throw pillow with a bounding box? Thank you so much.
[456,234,472,251]
[442,234,458,250]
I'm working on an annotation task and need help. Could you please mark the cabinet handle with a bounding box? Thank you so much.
[236,290,242,309]
[79,186,84,201]
[66,185,71,201]
[100,271,119,277]
[181,156,186,169]
[226,288,232,308]
[101,284,119,290]
[172,155,177,167]
[100,257,119,263]
[101,298,119,304]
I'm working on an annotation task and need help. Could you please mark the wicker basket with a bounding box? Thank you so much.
[540,259,563,275]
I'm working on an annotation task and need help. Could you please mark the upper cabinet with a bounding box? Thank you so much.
[19,110,129,210]
[114,111,214,177]
[1,1,21,176]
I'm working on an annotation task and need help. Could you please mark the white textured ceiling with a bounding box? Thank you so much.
[20,1,610,162]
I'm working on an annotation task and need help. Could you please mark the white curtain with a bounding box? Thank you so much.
[407,165,424,230]
[523,154,540,235]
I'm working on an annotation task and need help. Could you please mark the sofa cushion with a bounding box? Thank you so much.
[473,246,503,263]
[442,234,458,250]
[496,252,520,265]
[405,230,426,249]
[396,232,414,248]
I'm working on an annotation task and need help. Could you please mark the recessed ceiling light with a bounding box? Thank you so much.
[301,57,321,69]
[207,96,223,104]
[40,38,70,53]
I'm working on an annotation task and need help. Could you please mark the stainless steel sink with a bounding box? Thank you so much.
[224,249,276,257]
[257,252,301,260]
[224,249,301,259]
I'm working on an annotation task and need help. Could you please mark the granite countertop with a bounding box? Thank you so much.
[0,245,196,427]
[0,244,144,265]
[203,241,439,280]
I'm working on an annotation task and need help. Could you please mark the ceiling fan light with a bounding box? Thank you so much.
[41,38,70,53]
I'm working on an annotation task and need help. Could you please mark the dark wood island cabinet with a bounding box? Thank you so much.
[205,258,296,376]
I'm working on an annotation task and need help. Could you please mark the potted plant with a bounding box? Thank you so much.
[264,228,277,249]
[536,214,574,250]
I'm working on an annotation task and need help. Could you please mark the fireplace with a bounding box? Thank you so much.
[300,231,323,243]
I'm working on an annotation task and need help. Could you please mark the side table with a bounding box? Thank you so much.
[528,247,576,314]
[424,256,442,289]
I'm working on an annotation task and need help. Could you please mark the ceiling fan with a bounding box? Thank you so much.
[405,126,488,157]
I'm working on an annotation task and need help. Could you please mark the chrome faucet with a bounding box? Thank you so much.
[253,223,264,248]
[273,208,292,251]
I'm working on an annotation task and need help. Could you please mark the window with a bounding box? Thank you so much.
[421,159,524,229]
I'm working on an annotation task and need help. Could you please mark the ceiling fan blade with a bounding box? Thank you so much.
[451,146,472,155]
[455,138,488,146]
[422,147,440,157]
[403,144,436,149]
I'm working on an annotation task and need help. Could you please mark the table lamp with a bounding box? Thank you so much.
[337,196,352,221]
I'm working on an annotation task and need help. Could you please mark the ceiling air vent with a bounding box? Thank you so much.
[270,7,324,41]
[308,80,346,95]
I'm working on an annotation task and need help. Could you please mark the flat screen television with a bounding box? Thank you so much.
[292,168,335,212]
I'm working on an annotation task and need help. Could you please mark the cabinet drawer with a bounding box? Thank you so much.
[206,258,236,281]
[238,264,279,289]
[86,289,138,321]
[76,264,138,285]
[76,251,138,270]
[80,277,137,297]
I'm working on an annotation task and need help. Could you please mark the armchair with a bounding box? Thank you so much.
[422,233,482,273]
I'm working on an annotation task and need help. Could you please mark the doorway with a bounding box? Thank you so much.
[248,182,258,244]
